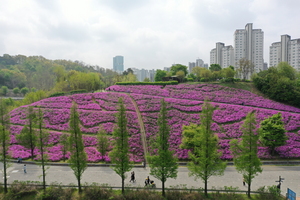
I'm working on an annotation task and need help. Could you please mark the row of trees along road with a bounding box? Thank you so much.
[181,101,287,198]
[0,97,287,197]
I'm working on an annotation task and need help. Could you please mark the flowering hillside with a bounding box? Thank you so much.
[9,92,143,162]
[8,83,300,163]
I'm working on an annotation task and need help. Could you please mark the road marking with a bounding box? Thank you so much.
[12,170,18,173]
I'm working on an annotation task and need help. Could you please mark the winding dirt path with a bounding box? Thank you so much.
[127,93,148,164]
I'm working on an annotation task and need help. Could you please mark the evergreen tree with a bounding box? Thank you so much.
[68,102,87,193]
[181,101,226,197]
[0,98,11,193]
[259,112,287,156]
[230,111,262,198]
[36,107,49,192]
[109,97,132,194]
[16,106,37,160]
[147,98,178,197]
[97,125,109,161]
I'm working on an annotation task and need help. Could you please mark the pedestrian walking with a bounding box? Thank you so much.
[129,171,135,182]
[145,176,150,186]
[23,164,27,173]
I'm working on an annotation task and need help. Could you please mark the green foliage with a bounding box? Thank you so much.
[0,86,8,96]
[147,98,178,197]
[16,106,37,160]
[60,134,69,162]
[236,58,254,80]
[230,111,262,198]
[13,87,20,95]
[116,81,178,85]
[20,87,29,95]
[143,77,151,82]
[209,64,222,71]
[253,62,300,107]
[187,77,194,82]
[181,101,226,197]
[48,92,66,97]
[68,102,87,193]
[109,97,132,194]
[97,125,109,161]
[22,90,47,105]
[155,69,167,82]
[257,185,282,200]
[259,112,287,156]
[70,89,88,94]
[170,64,188,76]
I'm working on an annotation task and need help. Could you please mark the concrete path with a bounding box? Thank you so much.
[1,163,300,197]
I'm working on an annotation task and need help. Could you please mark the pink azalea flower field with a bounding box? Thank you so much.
[8,83,300,163]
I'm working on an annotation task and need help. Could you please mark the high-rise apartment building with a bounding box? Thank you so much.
[210,42,234,68]
[196,59,204,67]
[113,55,124,73]
[269,34,300,71]
[234,23,264,74]
[188,62,196,73]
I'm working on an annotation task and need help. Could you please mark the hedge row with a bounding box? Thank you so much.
[48,89,88,98]
[116,81,178,85]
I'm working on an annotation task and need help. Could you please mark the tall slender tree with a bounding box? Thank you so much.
[230,111,262,198]
[0,98,11,193]
[36,107,49,192]
[68,102,87,193]
[181,101,226,197]
[60,134,69,162]
[109,97,132,194]
[97,125,109,161]
[16,106,37,160]
[147,98,178,197]
[259,112,287,156]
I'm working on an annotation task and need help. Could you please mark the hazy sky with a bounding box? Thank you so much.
[1,0,299,70]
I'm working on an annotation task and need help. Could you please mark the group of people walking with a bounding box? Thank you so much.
[129,172,156,188]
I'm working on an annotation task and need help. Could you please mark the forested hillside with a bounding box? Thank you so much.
[0,54,118,92]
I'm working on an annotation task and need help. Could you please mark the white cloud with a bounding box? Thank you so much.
[0,0,299,70]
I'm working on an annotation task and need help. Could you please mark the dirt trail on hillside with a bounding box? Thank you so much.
[127,94,148,164]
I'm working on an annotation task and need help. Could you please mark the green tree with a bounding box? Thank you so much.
[1,86,8,96]
[68,102,87,193]
[36,107,49,192]
[181,101,226,197]
[277,62,297,80]
[221,67,235,78]
[143,77,150,82]
[60,134,69,162]
[147,99,178,197]
[155,69,167,81]
[16,106,37,160]
[259,112,287,156]
[170,64,188,76]
[20,87,29,96]
[0,98,11,193]
[109,97,132,194]
[209,64,222,71]
[13,87,19,95]
[97,125,109,161]
[230,111,262,198]
[237,58,254,80]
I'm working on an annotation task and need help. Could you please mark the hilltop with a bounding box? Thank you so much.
[8,83,300,162]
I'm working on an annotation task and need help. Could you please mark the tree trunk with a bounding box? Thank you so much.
[248,181,251,198]
[122,177,124,194]
[162,181,165,197]
[205,179,208,197]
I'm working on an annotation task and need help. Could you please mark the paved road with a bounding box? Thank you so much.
[1,163,299,197]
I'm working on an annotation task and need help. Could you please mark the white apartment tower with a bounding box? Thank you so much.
[234,23,264,73]
[270,34,300,71]
[210,42,234,68]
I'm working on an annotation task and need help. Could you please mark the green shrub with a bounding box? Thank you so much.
[187,78,194,82]
[5,180,41,200]
[82,183,115,200]
[49,92,66,97]
[234,78,241,82]
[35,183,74,200]
[200,78,210,82]
[69,89,88,94]
[116,81,178,86]
[0,86,8,96]
[13,87,20,95]
[257,185,282,200]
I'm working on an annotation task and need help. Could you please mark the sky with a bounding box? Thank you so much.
[1,0,300,70]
